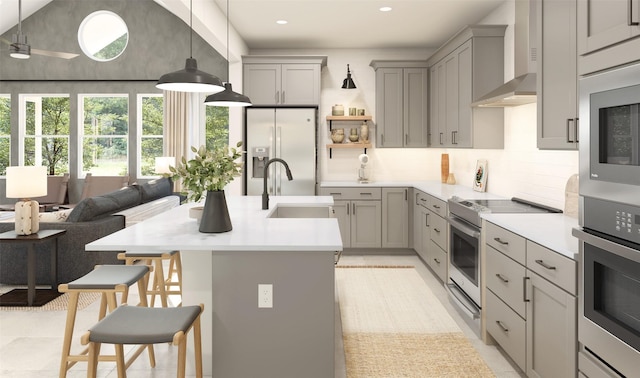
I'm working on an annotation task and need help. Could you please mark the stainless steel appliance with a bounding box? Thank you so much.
[575,62,640,377]
[447,197,561,334]
[245,107,317,196]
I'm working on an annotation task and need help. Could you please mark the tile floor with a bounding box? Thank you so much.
[0,254,524,377]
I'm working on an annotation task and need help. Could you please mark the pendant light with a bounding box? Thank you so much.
[204,0,252,107]
[156,0,225,93]
[341,64,357,89]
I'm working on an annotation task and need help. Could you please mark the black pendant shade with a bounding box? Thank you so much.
[204,82,252,107]
[342,64,356,89]
[157,58,225,93]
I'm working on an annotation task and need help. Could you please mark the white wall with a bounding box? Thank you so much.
[246,0,578,210]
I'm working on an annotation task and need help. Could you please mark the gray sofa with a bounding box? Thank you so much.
[0,178,177,285]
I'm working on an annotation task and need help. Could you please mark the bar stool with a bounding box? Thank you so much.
[81,303,204,378]
[118,250,182,307]
[58,265,153,378]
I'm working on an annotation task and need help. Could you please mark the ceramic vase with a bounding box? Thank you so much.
[360,122,369,142]
[349,128,359,142]
[199,190,232,233]
[331,129,345,143]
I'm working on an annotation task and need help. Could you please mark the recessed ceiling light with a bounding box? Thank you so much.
[379,6,392,12]
[276,20,288,25]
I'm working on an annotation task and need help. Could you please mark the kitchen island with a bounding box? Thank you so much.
[86,195,342,378]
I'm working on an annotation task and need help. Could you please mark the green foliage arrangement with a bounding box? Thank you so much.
[169,142,243,203]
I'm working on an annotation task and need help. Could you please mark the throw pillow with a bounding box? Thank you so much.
[139,177,173,203]
[39,209,73,222]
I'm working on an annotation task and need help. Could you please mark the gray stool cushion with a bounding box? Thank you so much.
[124,250,178,258]
[88,305,201,344]
[67,265,149,290]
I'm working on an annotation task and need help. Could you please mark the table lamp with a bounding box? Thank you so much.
[154,156,175,175]
[6,166,47,235]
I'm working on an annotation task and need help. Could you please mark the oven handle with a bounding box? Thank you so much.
[573,228,640,262]
[447,216,481,239]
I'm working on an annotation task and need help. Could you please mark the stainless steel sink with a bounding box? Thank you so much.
[267,205,331,218]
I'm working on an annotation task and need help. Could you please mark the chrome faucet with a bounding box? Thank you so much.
[262,158,293,210]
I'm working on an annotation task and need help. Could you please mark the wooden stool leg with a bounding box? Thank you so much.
[154,259,169,307]
[115,344,127,378]
[87,341,100,378]
[177,336,187,378]
[98,292,108,320]
[175,252,183,296]
[194,314,203,378]
[58,291,80,378]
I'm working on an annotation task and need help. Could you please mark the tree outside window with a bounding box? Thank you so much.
[23,95,70,175]
[139,95,164,177]
[0,96,9,175]
[80,95,129,176]
[206,106,229,150]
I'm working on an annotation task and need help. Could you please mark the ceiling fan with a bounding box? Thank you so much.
[1,0,78,60]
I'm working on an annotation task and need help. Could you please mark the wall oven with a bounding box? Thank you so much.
[576,61,640,377]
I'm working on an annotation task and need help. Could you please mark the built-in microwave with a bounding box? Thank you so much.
[579,62,640,209]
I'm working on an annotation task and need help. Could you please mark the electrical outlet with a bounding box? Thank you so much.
[258,284,273,308]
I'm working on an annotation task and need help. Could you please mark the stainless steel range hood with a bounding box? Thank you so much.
[472,0,537,107]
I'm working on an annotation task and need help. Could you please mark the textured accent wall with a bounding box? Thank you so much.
[0,0,225,81]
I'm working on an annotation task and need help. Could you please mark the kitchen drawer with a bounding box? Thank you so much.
[486,290,526,372]
[485,222,526,265]
[415,190,429,209]
[526,240,577,295]
[430,213,447,250]
[427,240,447,282]
[319,187,382,201]
[429,196,447,218]
[486,246,527,318]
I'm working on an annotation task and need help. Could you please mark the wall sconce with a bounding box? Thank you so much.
[6,166,47,235]
[342,64,357,89]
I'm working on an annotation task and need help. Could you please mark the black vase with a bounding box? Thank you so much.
[199,190,232,233]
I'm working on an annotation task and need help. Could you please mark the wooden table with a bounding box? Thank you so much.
[0,229,66,306]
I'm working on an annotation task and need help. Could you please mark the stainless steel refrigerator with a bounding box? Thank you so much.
[245,107,317,196]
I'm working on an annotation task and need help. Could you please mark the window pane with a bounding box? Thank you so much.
[25,137,69,175]
[0,96,9,175]
[206,106,229,150]
[81,95,128,176]
[139,95,164,177]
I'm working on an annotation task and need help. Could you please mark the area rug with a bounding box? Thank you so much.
[336,266,495,378]
[0,291,101,312]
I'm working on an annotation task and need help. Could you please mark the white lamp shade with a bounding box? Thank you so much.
[155,156,176,174]
[6,166,48,198]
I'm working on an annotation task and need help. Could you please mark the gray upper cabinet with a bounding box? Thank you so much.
[427,25,506,149]
[577,0,640,74]
[370,61,429,148]
[537,0,579,150]
[243,56,326,105]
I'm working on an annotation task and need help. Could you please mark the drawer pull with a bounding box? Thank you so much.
[433,228,441,233]
[495,273,509,283]
[329,192,342,196]
[496,320,509,333]
[360,192,373,196]
[432,204,441,210]
[420,198,427,202]
[494,237,509,245]
[535,259,556,270]
[434,258,441,265]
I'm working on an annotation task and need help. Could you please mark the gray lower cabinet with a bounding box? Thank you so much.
[413,190,447,282]
[369,61,429,148]
[321,187,382,248]
[484,222,577,377]
[243,56,326,105]
[382,188,409,248]
[427,25,505,149]
[537,0,579,150]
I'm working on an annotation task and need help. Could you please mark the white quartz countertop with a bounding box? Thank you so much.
[320,180,504,201]
[481,213,579,260]
[86,196,342,252]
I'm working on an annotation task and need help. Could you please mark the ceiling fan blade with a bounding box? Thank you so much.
[31,48,79,60]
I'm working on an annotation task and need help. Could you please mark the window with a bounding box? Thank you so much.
[205,106,229,150]
[137,94,164,177]
[79,95,129,176]
[21,95,70,174]
[0,95,9,175]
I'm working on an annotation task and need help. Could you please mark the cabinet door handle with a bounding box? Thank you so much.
[282,90,285,103]
[574,118,579,143]
[346,202,349,215]
[433,228,441,233]
[352,203,356,215]
[434,258,441,265]
[495,273,509,283]
[494,237,509,245]
[523,276,530,302]
[405,134,408,145]
[496,320,509,333]
[405,189,408,201]
[275,90,280,104]
[439,132,444,145]
[425,213,430,227]
[535,259,556,270]
[629,0,639,25]
[451,131,458,144]
[566,118,574,143]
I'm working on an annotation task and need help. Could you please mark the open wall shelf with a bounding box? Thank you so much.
[326,115,373,158]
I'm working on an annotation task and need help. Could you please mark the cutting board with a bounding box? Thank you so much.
[564,174,579,218]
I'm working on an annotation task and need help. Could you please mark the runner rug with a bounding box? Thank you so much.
[336,266,495,377]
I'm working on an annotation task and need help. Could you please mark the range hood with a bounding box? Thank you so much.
[472,0,537,107]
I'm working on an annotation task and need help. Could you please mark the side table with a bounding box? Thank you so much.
[0,229,67,306]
